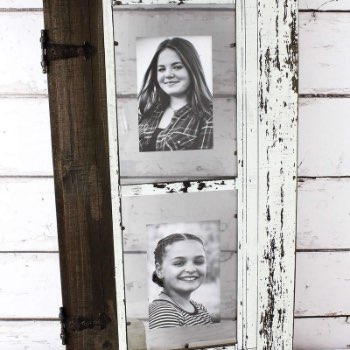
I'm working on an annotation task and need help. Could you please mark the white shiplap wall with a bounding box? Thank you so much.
[1,1,350,349]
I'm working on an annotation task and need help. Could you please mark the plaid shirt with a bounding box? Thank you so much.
[139,104,213,152]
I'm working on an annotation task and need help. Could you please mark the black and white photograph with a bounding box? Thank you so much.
[147,221,220,329]
[113,9,236,184]
[120,191,237,349]
[137,36,213,152]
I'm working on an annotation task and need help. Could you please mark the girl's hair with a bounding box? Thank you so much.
[138,37,212,119]
[152,233,205,287]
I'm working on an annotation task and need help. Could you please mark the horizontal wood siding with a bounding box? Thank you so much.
[1,4,349,349]
[0,253,61,318]
[0,321,61,350]
[0,178,57,251]
[0,98,52,176]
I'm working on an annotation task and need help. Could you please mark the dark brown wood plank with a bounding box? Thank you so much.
[42,1,118,349]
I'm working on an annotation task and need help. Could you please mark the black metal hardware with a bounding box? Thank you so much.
[40,30,95,74]
[58,307,111,345]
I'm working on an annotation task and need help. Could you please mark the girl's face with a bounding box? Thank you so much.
[157,48,191,98]
[156,240,207,295]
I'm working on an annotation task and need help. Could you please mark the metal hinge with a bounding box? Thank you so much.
[40,30,95,74]
[59,307,111,345]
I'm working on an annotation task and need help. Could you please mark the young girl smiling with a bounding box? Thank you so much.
[149,233,213,329]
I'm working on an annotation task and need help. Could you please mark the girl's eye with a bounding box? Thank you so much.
[173,64,183,70]
[173,261,185,267]
[194,258,205,265]
[157,67,165,72]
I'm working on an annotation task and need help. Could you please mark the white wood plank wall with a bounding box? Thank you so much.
[1,1,350,348]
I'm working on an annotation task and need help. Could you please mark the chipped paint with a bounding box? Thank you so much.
[257,1,298,349]
[121,179,237,197]
[237,0,297,349]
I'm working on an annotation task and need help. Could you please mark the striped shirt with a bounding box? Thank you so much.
[139,103,213,152]
[149,299,213,329]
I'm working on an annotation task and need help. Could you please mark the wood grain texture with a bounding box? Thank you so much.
[42,0,119,348]
[298,98,350,177]
[0,321,61,350]
[297,178,350,250]
[0,253,61,318]
[0,97,52,176]
[295,252,350,317]
[0,178,57,251]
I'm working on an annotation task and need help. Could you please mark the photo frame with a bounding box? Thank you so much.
[120,191,237,349]
[112,4,236,185]
[102,1,298,350]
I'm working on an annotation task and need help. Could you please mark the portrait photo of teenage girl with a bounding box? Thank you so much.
[137,36,213,152]
[147,225,220,330]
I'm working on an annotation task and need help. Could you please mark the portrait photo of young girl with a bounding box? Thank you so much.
[137,36,213,152]
[147,221,220,330]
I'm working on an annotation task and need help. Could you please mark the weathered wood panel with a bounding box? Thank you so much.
[299,12,350,94]
[298,98,350,177]
[255,2,298,349]
[42,0,119,348]
[0,321,61,350]
[0,97,52,176]
[295,252,350,317]
[0,12,47,95]
[0,253,61,318]
[297,178,350,250]
[0,178,57,251]
[293,317,350,350]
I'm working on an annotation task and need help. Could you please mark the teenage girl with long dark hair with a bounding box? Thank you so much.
[138,37,213,152]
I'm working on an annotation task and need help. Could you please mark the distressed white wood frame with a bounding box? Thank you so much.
[103,0,298,349]
[236,1,298,349]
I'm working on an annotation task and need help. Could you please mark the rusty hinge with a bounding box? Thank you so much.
[59,307,111,345]
[40,30,95,74]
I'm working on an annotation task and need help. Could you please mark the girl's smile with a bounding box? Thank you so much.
[157,48,191,98]
[156,240,207,296]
